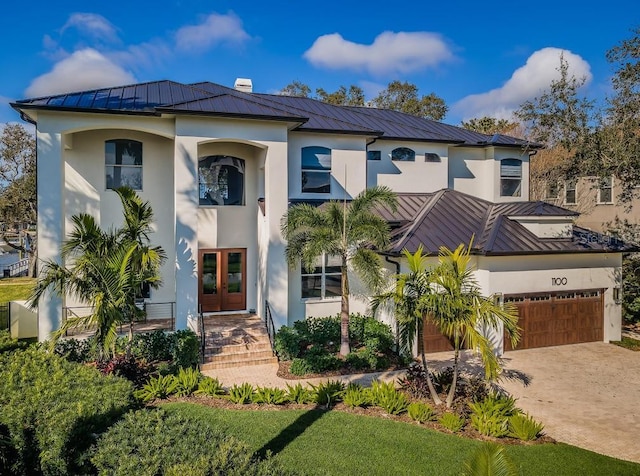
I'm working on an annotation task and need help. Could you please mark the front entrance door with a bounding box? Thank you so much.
[198,248,246,312]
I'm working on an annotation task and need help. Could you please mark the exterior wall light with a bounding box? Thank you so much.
[613,287,622,304]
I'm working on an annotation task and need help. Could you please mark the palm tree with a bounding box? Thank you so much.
[421,241,520,408]
[282,186,397,356]
[371,246,442,405]
[29,187,166,357]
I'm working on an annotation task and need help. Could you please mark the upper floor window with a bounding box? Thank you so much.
[199,155,245,206]
[367,150,381,161]
[105,140,142,190]
[425,153,441,162]
[597,176,613,204]
[565,179,577,204]
[302,146,331,193]
[500,158,522,197]
[392,147,415,162]
[301,254,341,299]
[546,180,559,200]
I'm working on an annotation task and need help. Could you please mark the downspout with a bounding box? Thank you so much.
[366,137,378,185]
[527,149,537,201]
[384,254,401,352]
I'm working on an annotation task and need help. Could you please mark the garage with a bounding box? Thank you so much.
[504,289,604,351]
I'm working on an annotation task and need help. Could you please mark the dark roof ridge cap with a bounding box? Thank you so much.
[393,189,447,250]
[475,201,497,248]
[484,214,505,251]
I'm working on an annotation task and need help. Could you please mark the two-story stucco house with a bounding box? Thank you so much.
[11,79,629,354]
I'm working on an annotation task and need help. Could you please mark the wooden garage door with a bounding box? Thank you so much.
[504,290,604,351]
[422,320,454,353]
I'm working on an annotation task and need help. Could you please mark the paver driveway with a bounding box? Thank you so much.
[429,342,640,463]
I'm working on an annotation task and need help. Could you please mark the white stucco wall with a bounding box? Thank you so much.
[287,133,367,200]
[367,141,448,193]
[511,216,574,238]
[449,146,530,203]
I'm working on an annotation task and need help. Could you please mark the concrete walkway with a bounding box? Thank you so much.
[203,342,640,464]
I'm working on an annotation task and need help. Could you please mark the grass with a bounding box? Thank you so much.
[612,336,640,351]
[163,403,640,476]
[0,277,35,302]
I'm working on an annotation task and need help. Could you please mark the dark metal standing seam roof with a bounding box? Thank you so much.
[12,79,540,146]
[381,189,632,256]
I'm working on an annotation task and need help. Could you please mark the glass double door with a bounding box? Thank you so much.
[198,248,246,312]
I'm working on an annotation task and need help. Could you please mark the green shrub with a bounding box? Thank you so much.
[311,380,344,408]
[130,329,172,362]
[135,375,179,403]
[439,412,465,433]
[197,376,226,397]
[350,314,395,354]
[407,402,435,423]
[53,336,95,362]
[172,329,200,368]
[0,348,134,475]
[508,413,545,441]
[0,330,27,354]
[369,380,397,405]
[300,316,340,349]
[253,386,288,405]
[92,408,292,476]
[469,394,518,437]
[376,388,409,415]
[97,353,152,387]
[227,383,255,404]
[274,325,302,360]
[174,367,201,397]
[289,357,313,376]
[285,383,314,404]
[343,383,372,408]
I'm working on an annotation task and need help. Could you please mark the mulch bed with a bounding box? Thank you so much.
[276,360,406,380]
[162,394,555,447]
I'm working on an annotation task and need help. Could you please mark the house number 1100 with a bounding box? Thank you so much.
[551,277,568,286]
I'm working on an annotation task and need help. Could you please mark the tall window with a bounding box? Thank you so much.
[598,176,613,204]
[301,254,341,299]
[105,140,142,190]
[199,156,245,206]
[500,158,522,197]
[302,146,331,193]
[546,180,559,200]
[565,179,577,204]
[392,147,415,161]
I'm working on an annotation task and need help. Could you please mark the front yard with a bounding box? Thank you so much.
[164,403,640,475]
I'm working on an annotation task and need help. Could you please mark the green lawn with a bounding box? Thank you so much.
[163,403,640,476]
[612,337,640,351]
[0,277,35,302]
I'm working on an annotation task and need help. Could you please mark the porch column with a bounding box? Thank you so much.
[264,141,289,329]
[36,120,64,341]
[174,137,199,330]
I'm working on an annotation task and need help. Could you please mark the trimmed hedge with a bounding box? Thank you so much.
[0,348,135,475]
[92,408,294,476]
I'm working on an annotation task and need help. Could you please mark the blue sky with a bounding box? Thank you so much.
[1,0,637,127]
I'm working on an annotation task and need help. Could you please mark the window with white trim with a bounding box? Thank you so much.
[301,146,331,193]
[597,176,613,204]
[565,179,577,204]
[500,158,522,197]
[105,139,142,190]
[546,180,559,200]
[301,254,342,299]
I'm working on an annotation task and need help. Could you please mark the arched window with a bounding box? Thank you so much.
[391,147,415,162]
[500,158,522,197]
[301,146,331,193]
[199,156,245,206]
[105,139,142,190]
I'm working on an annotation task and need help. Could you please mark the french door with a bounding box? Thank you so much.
[198,248,246,312]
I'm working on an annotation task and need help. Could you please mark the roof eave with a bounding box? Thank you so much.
[155,107,309,124]
[10,103,161,117]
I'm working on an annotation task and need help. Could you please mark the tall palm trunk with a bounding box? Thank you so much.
[417,315,442,405]
[339,258,350,356]
[446,330,461,408]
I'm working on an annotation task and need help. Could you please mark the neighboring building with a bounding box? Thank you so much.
[542,176,640,234]
[11,79,629,354]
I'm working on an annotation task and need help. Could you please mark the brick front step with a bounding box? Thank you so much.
[199,314,276,370]
[200,356,278,371]
[204,341,273,356]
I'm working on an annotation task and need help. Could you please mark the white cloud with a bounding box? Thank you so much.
[61,13,120,44]
[453,47,592,121]
[304,31,455,76]
[175,12,250,52]
[25,48,136,97]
